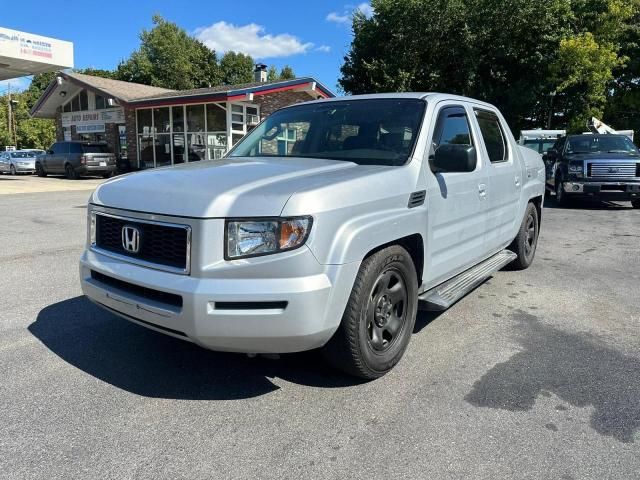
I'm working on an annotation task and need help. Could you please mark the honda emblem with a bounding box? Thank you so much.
[122,226,141,253]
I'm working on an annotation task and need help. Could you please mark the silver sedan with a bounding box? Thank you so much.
[0,150,40,175]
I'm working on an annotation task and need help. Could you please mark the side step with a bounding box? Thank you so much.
[418,250,517,311]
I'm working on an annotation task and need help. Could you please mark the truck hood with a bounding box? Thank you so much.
[91,157,358,217]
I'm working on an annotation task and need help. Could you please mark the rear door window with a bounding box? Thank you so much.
[475,110,507,163]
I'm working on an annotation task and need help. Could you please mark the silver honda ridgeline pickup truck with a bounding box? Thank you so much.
[80,93,545,379]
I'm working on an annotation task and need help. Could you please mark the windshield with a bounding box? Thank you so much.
[566,135,638,155]
[82,144,111,154]
[229,99,426,166]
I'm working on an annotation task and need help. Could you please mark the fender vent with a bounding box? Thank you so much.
[408,190,426,208]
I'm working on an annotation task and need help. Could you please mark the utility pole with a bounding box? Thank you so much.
[7,83,18,147]
[7,82,12,144]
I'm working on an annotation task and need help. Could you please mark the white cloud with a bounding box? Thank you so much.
[315,45,331,53]
[194,21,313,59]
[326,12,350,24]
[357,2,374,17]
[327,3,374,25]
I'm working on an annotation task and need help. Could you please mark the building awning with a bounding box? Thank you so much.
[31,73,334,118]
[0,27,73,81]
[128,77,334,108]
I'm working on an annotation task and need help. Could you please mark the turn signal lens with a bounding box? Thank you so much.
[279,218,309,249]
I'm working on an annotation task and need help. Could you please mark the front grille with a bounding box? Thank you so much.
[587,162,639,178]
[95,213,190,272]
[91,270,183,308]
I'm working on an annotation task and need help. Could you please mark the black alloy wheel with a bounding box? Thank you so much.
[366,268,408,353]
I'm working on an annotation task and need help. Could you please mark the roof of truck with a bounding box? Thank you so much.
[279,92,497,109]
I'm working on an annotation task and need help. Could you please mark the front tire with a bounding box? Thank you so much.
[555,176,570,206]
[632,199,640,209]
[508,202,539,270]
[321,245,418,379]
[10,165,16,175]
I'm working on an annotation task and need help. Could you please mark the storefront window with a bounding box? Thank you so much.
[95,94,106,110]
[137,109,152,134]
[186,105,205,132]
[154,107,170,134]
[79,91,89,111]
[172,106,185,132]
[207,133,227,160]
[206,104,226,131]
[155,134,171,167]
[137,109,154,168]
[172,133,186,164]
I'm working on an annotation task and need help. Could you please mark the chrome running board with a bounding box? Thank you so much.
[419,250,517,311]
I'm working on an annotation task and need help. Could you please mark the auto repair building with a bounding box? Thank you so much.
[30,67,334,169]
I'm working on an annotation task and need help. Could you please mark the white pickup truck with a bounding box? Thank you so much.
[80,93,545,379]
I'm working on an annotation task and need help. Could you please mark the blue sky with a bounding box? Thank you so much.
[1,0,373,94]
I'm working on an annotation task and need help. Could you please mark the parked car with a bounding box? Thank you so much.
[544,134,640,207]
[0,150,38,175]
[80,93,545,379]
[35,141,117,179]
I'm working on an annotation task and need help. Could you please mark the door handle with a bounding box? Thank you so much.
[478,183,487,199]
[515,176,521,187]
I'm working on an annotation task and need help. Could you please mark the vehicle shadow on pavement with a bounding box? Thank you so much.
[29,296,367,400]
[465,309,640,443]
[543,194,632,210]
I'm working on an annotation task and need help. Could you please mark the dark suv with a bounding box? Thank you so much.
[35,141,117,179]
[544,134,640,207]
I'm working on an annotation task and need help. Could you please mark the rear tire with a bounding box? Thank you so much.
[507,202,539,270]
[632,199,640,209]
[321,245,418,380]
[65,164,78,180]
[36,163,47,177]
[102,171,114,179]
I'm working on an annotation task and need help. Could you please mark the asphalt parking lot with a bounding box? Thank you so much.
[1,184,639,479]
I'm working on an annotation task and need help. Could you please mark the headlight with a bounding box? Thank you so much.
[226,217,312,259]
[568,164,583,173]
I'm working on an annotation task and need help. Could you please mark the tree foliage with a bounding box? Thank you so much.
[115,15,220,89]
[340,0,640,133]
[219,51,255,85]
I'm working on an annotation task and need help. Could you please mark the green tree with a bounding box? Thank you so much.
[339,0,639,133]
[219,51,255,85]
[115,15,219,89]
[278,65,295,80]
[267,65,279,82]
[75,68,115,79]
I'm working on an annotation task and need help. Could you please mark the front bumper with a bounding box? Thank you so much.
[563,181,640,200]
[14,164,35,173]
[80,247,359,353]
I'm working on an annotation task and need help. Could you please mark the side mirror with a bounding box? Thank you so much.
[431,144,477,173]
[47,150,54,155]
